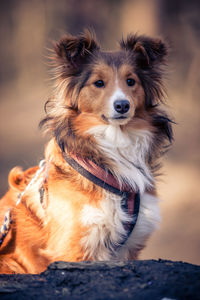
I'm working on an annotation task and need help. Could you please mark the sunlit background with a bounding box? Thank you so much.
[0,0,200,265]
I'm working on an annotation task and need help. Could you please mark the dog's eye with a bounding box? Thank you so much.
[126,78,136,87]
[94,80,105,88]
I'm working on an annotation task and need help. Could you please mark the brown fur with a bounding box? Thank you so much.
[0,30,173,273]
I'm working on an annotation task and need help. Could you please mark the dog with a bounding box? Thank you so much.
[0,30,173,274]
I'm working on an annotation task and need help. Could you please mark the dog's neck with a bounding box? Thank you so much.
[86,124,154,193]
[46,123,154,194]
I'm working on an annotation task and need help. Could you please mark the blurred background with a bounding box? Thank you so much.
[0,0,200,265]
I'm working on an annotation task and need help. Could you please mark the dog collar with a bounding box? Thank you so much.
[58,140,140,249]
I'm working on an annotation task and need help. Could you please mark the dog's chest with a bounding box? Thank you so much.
[79,125,154,260]
[80,190,131,260]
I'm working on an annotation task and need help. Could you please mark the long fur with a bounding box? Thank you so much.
[0,30,173,274]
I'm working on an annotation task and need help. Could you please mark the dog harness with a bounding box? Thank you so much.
[59,141,140,249]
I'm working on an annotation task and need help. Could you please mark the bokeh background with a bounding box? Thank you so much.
[0,0,200,265]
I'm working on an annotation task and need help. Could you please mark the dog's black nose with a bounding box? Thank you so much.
[114,100,130,114]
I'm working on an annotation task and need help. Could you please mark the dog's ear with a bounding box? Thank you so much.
[120,34,168,68]
[54,29,100,76]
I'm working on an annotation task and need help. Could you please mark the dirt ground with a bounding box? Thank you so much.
[0,260,199,300]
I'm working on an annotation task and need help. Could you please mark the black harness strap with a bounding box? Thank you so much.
[62,151,123,197]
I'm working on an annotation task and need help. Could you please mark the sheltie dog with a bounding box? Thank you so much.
[0,30,173,274]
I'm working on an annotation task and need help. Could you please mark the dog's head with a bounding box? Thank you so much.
[52,30,167,126]
[41,30,172,155]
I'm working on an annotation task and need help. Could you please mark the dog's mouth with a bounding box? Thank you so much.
[101,114,130,125]
[113,116,127,120]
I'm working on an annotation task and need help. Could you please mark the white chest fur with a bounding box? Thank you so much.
[80,125,160,260]
[88,124,154,193]
[81,191,160,260]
